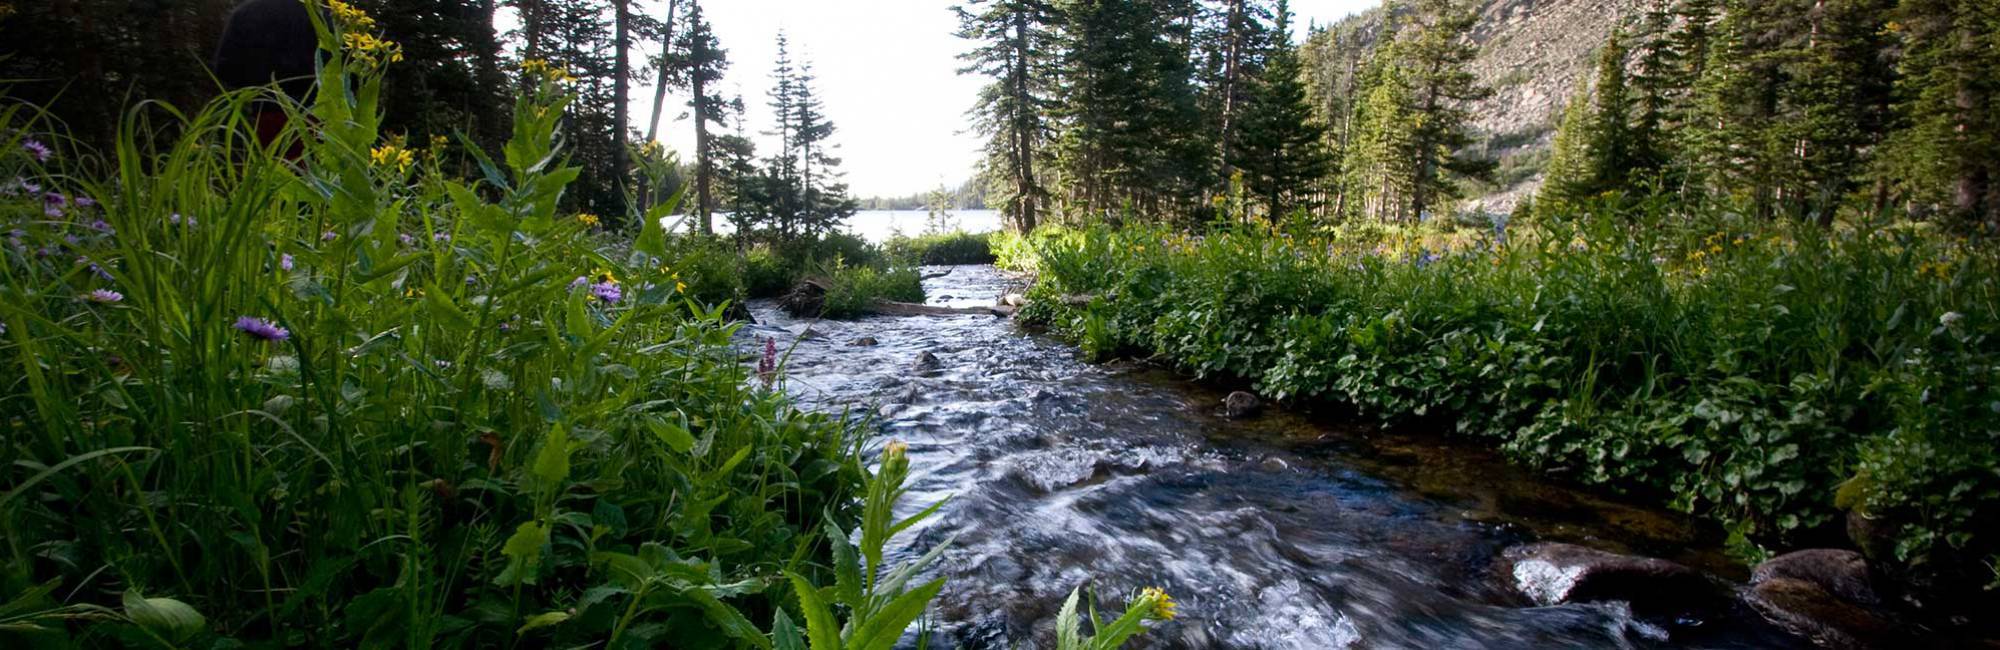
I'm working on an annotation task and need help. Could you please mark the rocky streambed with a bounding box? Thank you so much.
[737,265,1927,649]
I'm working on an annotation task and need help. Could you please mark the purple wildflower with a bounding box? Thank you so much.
[88,219,113,234]
[589,281,622,304]
[432,231,452,243]
[321,230,338,243]
[83,289,123,303]
[43,193,65,218]
[757,337,777,387]
[168,213,196,228]
[21,140,51,163]
[568,276,588,290]
[399,232,416,247]
[74,196,96,208]
[280,254,295,271]
[234,316,290,342]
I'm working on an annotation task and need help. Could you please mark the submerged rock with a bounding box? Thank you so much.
[849,336,879,347]
[1745,550,1900,649]
[914,350,943,374]
[1223,391,1262,418]
[1499,543,1722,615]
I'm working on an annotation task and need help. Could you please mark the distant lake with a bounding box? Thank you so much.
[695,209,1002,244]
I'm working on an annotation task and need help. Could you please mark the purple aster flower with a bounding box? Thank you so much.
[83,289,123,303]
[88,219,112,234]
[21,140,51,163]
[589,281,622,304]
[568,276,588,290]
[321,230,338,243]
[432,231,451,243]
[280,254,295,271]
[63,234,80,247]
[234,316,290,342]
[43,193,65,218]
[757,337,777,387]
[74,196,96,208]
[399,232,416,247]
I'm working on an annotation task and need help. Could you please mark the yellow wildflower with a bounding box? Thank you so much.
[675,281,688,293]
[404,287,423,299]
[370,143,414,172]
[342,31,402,66]
[326,0,375,29]
[520,58,577,84]
[576,213,602,228]
[592,268,619,285]
[884,440,908,458]
[1138,587,1177,621]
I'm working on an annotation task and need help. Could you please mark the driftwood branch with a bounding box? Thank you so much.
[870,299,1013,317]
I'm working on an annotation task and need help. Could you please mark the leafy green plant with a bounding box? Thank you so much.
[1014,209,2000,591]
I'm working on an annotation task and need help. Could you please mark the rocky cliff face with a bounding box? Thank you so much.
[1331,0,1649,212]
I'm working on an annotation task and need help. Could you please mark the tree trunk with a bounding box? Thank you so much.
[612,0,632,217]
[520,0,545,95]
[644,0,681,143]
[1217,0,1247,177]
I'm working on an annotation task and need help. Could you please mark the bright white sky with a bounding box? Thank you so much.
[528,1,1379,197]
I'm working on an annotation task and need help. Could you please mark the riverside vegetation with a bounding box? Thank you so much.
[1002,211,2000,602]
[0,6,1173,647]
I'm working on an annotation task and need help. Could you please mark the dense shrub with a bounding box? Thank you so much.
[819,264,925,320]
[884,230,997,265]
[1016,213,2000,591]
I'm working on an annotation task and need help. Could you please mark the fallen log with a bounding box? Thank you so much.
[870,299,1012,317]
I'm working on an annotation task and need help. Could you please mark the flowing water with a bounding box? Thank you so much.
[741,265,1806,649]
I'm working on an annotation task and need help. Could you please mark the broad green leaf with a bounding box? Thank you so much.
[678,585,772,650]
[122,590,206,643]
[772,609,807,650]
[846,577,945,650]
[785,572,840,650]
[517,610,571,634]
[646,418,695,454]
[495,521,549,586]
[530,424,573,490]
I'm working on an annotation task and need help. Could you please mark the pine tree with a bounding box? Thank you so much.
[1341,0,1489,223]
[762,33,804,237]
[955,0,1060,233]
[1230,0,1332,222]
[1626,1,1677,183]
[673,0,728,232]
[1538,82,1599,216]
[789,60,856,236]
[1880,0,2000,228]
[1052,0,1208,221]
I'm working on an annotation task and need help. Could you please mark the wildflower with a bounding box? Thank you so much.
[432,230,451,243]
[168,213,195,228]
[757,337,777,386]
[399,232,416,247]
[520,58,577,84]
[403,287,423,299]
[341,30,402,66]
[88,219,112,235]
[1941,312,1965,329]
[322,230,338,243]
[280,253,295,271]
[21,139,51,162]
[568,276,589,291]
[1138,587,1178,621]
[83,289,122,303]
[591,268,619,285]
[676,281,688,293]
[43,192,65,217]
[234,316,290,342]
[73,196,96,208]
[326,0,375,29]
[589,281,623,304]
[370,143,415,172]
[884,439,908,460]
[576,213,601,228]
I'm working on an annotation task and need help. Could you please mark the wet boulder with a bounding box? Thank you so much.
[913,351,943,374]
[1744,550,1901,649]
[1499,543,1723,615]
[999,293,1028,307]
[1222,391,1263,418]
[849,336,879,347]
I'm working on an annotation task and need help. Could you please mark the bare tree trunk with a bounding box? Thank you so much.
[612,0,632,218]
[644,0,681,143]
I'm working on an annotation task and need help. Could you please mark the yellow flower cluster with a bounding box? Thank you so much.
[575,213,602,228]
[370,143,414,172]
[343,31,404,66]
[1138,586,1178,621]
[592,268,620,285]
[1918,260,1953,281]
[520,59,578,84]
[327,0,374,29]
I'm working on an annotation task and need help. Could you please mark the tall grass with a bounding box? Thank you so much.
[0,15,877,646]
[0,8,1173,646]
[1014,209,2000,595]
